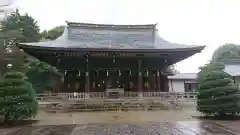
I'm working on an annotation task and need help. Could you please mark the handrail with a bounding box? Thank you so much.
[37,92,197,101]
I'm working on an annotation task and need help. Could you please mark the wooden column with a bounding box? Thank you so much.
[55,54,62,92]
[85,55,89,93]
[91,70,96,92]
[138,59,143,93]
[63,70,67,92]
[105,70,109,90]
[156,69,161,92]
[148,70,154,91]
[112,54,117,88]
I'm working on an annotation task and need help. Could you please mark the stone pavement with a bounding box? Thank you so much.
[1,121,240,135]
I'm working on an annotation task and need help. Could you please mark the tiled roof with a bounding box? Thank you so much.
[19,22,205,50]
[168,73,197,80]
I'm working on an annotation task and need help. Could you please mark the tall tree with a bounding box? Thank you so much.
[3,9,41,42]
[212,43,240,63]
[0,9,41,74]
[41,26,64,41]
[0,9,62,93]
[197,62,240,116]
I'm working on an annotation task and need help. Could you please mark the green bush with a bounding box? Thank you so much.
[197,62,240,116]
[0,72,37,122]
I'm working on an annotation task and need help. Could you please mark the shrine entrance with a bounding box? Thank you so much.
[89,69,139,92]
[90,70,106,92]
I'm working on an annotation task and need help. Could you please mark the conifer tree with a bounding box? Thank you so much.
[0,72,37,122]
[197,62,240,116]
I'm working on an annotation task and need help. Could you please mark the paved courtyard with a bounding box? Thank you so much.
[35,109,199,125]
[0,110,240,135]
[1,121,240,135]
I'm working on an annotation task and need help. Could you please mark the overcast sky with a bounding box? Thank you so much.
[5,0,240,73]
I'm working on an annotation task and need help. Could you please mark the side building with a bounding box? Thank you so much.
[168,64,240,92]
[168,73,197,92]
[17,22,205,93]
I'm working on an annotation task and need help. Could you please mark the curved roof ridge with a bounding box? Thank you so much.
[66,21,157,29]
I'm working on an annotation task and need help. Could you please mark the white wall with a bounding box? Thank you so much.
[168,79,185,92]
[234,76,240,86]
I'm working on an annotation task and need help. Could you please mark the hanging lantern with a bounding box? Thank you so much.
[146,70,149,77]
[129,70,132,76]
[78,71,81,76]
[107,70,109,76]
[118,70,121,76]
[157,70,160,76]
[64,70,67,75]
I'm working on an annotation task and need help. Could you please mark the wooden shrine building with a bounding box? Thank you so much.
[17,22,205,93]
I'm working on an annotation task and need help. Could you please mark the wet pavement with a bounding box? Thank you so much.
[1,121,240,135]
[35,110,198,125]
[1,110,240,134]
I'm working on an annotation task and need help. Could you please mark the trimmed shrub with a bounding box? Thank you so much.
[0,72,37,122]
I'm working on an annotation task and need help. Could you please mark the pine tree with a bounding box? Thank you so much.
[0,72,37,122]
[197,62,240,116]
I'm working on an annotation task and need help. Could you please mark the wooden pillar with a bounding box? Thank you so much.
[148,70,154,91]
[85,55,89,93]
[63,70,67,92]
[164,76,169,92]
[111,70,117,88]
[112,54,117,88]
[55,54,62,92]
[105,70,109,90]
[138,59,143,93]
[91,70,95,92]
[99,70,105,92]
[156,69,161,92]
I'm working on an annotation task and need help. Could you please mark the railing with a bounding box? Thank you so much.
[37,92,197,101]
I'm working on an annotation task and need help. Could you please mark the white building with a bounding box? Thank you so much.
[168,64,240,92]
[168,73,197,92]
[224,64,240,86]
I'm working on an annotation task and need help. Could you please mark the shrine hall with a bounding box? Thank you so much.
[17,22,205,93]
